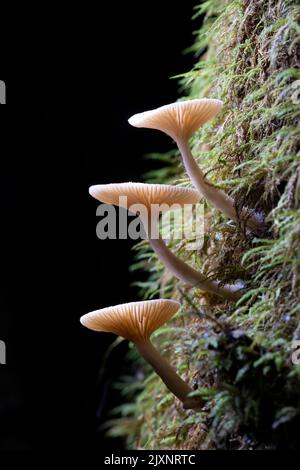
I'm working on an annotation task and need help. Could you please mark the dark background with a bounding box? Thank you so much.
[0,6,196,449]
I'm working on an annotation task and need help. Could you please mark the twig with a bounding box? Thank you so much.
[178,287,226,331]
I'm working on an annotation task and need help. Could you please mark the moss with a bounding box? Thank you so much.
[108,0,300,450]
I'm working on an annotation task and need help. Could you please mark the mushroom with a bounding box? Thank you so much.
[89,182,243,300]
[128,99,263,235]
[80,299,203,409]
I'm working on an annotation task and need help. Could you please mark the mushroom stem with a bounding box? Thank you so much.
[148,236,241,300]
[176,138,262,235]
[135,339,202,409]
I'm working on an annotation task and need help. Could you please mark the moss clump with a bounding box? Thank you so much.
[108,0,300,449]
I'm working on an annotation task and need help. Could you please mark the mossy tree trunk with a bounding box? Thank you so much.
[109,0,300,450]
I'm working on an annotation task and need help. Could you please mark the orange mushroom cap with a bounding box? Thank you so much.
[128,99,223,141]
[80,299,180,343]
[89,182,200,211]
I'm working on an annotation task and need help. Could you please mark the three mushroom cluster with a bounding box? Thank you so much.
[81,99,262,410]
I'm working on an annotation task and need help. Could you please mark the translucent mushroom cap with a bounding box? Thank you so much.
[80,299,180,343]
[89,182,200,211]
[128,98,223,141]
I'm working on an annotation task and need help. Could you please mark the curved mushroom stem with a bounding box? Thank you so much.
[176,138,263,235]
[148,236,242,301]
[135,339,203,410]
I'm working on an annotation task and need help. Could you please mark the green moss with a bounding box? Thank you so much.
[108,0,300,449]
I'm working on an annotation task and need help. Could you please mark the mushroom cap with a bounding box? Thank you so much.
[128,98,223,140]
[89,182,200,210]
[80,299,180,343]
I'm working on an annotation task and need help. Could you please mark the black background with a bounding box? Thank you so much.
[0,5,196,450]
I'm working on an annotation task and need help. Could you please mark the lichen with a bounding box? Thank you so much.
[108,0,300,450]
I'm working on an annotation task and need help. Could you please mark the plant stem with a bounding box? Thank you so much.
[176,138,262,235]
[148,237,242,300]
[135,339,202,409]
